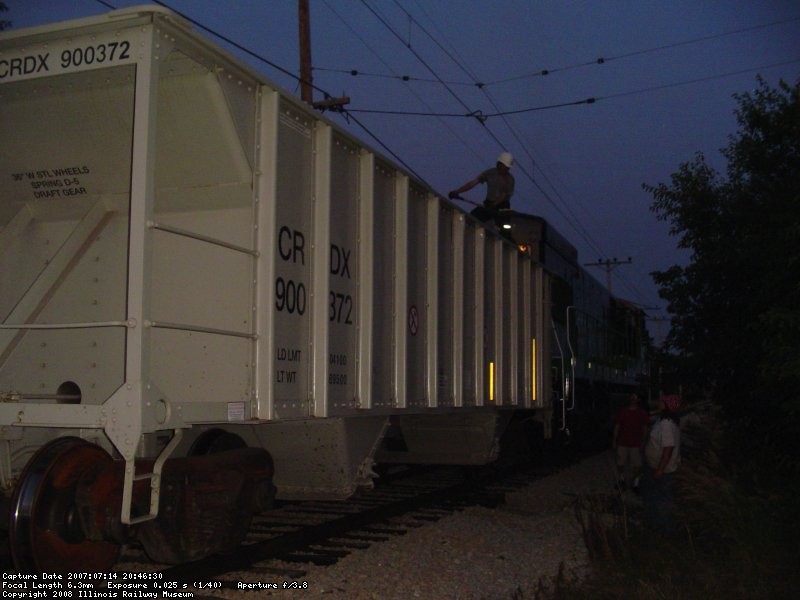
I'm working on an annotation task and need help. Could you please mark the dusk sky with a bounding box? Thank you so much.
[4,1,800,345]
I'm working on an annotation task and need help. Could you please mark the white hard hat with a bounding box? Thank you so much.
[497,152,513,168]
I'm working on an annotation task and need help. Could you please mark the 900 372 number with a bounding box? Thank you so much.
[61,41,131,68]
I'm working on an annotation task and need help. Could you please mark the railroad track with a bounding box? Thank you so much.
[102,460,557,592]
[0,441,583,588]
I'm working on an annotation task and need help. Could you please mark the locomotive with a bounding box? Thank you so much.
[0,6,647,572]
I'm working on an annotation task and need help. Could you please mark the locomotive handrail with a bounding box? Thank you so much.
[551,318,567,432]
[565,306,577,411]
[149,221,259,256]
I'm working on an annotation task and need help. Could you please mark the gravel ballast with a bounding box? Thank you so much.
[218,451,619,599]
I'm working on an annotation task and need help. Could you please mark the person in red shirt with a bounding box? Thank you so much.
[613,392,650,491]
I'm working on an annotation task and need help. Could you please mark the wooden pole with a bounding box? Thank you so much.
[299,0,313,104]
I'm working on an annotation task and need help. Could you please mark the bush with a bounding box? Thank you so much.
[534,412,800,599]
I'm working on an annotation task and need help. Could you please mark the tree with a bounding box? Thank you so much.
[645,77,800,481]
[0,2,10,31]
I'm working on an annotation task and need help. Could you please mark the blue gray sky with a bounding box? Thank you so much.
[5,1,800,344]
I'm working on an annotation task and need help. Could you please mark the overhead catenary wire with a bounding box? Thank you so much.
[332,58,800,119]
[353,4,576,267]
[314,14,800,88]
[597,58,800,101]
[319,0,487,166]
[356,0,481,124]
[345,97,596,118]
[348,1,800,284]
[487,14,800,86]
[330,1,800,287]
[391,0,609,262]
[367,1,610,263]
[350,0,534,195]
[328,0,611,273]
[330,0,606,265]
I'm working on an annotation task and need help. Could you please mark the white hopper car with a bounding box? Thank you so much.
[0,6,645,572]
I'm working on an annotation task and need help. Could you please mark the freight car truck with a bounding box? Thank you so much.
[0,6,556,572]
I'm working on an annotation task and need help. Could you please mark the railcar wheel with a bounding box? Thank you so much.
[9,437,121,573]
[188,428,247,455]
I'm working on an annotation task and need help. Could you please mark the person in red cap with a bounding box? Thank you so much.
[642,393,682,534]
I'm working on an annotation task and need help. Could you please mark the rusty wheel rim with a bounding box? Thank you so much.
[9,437,121,573]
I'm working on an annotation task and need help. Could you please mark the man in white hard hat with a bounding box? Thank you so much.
[448,152,515,222]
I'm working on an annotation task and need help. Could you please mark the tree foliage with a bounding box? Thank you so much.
[0,2,9,32]
[645,77,800,481]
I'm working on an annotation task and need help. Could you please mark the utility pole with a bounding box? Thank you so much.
[646,316,670,347]
[584,257,632,295]
[298,0,350,110]
[298,0,313,104]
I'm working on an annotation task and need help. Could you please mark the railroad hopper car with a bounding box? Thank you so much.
[0,6,646,573]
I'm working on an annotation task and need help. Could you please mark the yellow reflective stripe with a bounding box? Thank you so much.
[531,338,537,403]
[489,361,495,402]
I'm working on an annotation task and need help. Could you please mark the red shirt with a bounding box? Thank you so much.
[614,406,650,448]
